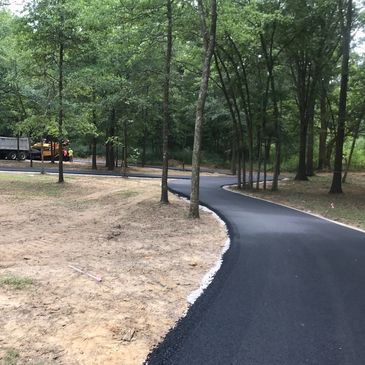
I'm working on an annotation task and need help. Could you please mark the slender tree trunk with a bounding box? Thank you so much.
[260,31,281,190]
[263,140,270,190]
[92,136,97,170]
[41,138,45,175]
[29,135,33,168]
[91,109,97,170]
[231,142,236,175]
[306,108,315,176]
[221,41,253,189]
[326,137,336,170]
[123,119,128,177]
[214,51,241,186]
[107,109,116,171]
[105,138,110,168]
[256,141,262,190]
[142,126,147,167]
[318,81,328,170]
[237,147,242,189]
[189,0,217,218]
[330,0,352,193]
[161,0,173,204]
[295,113,309,180]
[58,40,64,183]
[342,119,361,183]
[242,150,246,188]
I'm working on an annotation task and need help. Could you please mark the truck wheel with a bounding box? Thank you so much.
[7,151,17,160]
[18,151,26,160]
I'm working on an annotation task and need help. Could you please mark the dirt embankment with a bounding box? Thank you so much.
[0,174,227,365]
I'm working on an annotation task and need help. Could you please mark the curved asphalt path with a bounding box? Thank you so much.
[2,166,365,364]
[146,176,365,365]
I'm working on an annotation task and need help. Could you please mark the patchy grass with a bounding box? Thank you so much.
[0,173,227,365]
[233,172,365,230]
[112,189,139,198]
[2,349,20,365]
[0,274,33,290]
[0,173,87,200]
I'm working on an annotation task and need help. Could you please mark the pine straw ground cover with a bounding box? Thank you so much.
[0,173,227,365]
[231,172,365,231]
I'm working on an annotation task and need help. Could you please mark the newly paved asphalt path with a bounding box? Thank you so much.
[146,177,365,365]
[2,166,365,364]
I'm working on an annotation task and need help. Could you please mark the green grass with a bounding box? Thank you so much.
[0,274,33,290]
[114,189,139,198]
[2,349,20,365]
[0,173,80,199]
[239,172,365,230]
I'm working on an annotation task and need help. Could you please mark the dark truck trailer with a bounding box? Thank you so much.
[0,136,30,160]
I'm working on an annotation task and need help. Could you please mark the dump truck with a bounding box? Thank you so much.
[0,136,30,160]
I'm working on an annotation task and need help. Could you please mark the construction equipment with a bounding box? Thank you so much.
[31,140,70,161]
[0,136,30,160]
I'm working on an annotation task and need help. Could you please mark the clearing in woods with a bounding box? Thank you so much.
[0,173,227,365]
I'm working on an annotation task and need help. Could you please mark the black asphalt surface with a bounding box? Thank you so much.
[146,177,365,365]
[2,166,365,364]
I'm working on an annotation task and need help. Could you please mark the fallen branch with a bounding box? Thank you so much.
[68,265,102,282]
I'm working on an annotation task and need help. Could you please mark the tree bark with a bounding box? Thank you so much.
[58,36,64,183]
[214,51,241,187]
[318,80,328,170]
[92,136,97,170]
[161,0,172,204]
[342,118,361,183]
[92,109,97,170]
[123,119,128,177]
[107,109,115,171]
[330,0,352,193]
[306,103,315,176]
[189,0,217,218]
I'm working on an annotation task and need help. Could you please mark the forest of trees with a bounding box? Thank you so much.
[0,0,364,198]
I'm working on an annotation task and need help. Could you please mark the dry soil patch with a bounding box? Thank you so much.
[0,173,227,365]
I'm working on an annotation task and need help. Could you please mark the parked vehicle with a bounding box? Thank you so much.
[0,136,30,160]
[31,140,71,161]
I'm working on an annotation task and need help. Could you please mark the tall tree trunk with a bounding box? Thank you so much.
[161,0,172,204]
[318,81,328,170]
[231,142,236,175]
[227,38,254,189]
[92,136,97,170]
[342,118,361,183]
[189,0,217,218]
[107,109,116,171]
[242,150,246,188]
[142,126,147,167]
[123,119,128,176]
[295,113,309,180]
[105,137,110,168]
[256,141,262,190]
[330,0,352,193]
[58,39,64,183]
[214,51,241,187]
[306,106,315,176]
[260,31,281,191]
[263,139,270,190]
[92,109,97,170]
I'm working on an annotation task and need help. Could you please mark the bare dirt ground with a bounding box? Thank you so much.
[229,172,365,230]
[0,173,227,365]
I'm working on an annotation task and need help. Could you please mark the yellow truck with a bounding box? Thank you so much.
[31,141,71,161]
